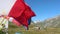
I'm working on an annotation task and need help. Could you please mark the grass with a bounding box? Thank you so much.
[8,23,60,34]
[0,30,6,34]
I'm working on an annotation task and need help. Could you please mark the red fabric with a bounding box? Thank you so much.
[12,19,21,26]
[8,0,25,18]
[8,0,36,27]
[24,6,36,19]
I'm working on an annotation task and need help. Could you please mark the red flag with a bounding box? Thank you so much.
[8,0,35,27]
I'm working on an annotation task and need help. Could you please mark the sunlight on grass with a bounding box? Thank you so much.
[8,23,60,34]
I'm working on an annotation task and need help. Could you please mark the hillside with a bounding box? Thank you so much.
[35,15,60,30]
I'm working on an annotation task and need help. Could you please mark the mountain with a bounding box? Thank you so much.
[34,15,60,30]
[44,15,60,28]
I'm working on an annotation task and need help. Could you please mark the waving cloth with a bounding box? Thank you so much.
[8,0,36,28]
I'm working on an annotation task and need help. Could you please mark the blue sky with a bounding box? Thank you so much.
[25,0,60,21]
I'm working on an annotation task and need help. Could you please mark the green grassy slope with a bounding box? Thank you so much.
[8,22,60,34]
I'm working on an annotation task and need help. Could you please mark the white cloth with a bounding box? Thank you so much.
[9,17,13,22]
[0,17,8,28]
[0,25,3,30]
[3,19,8,28]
